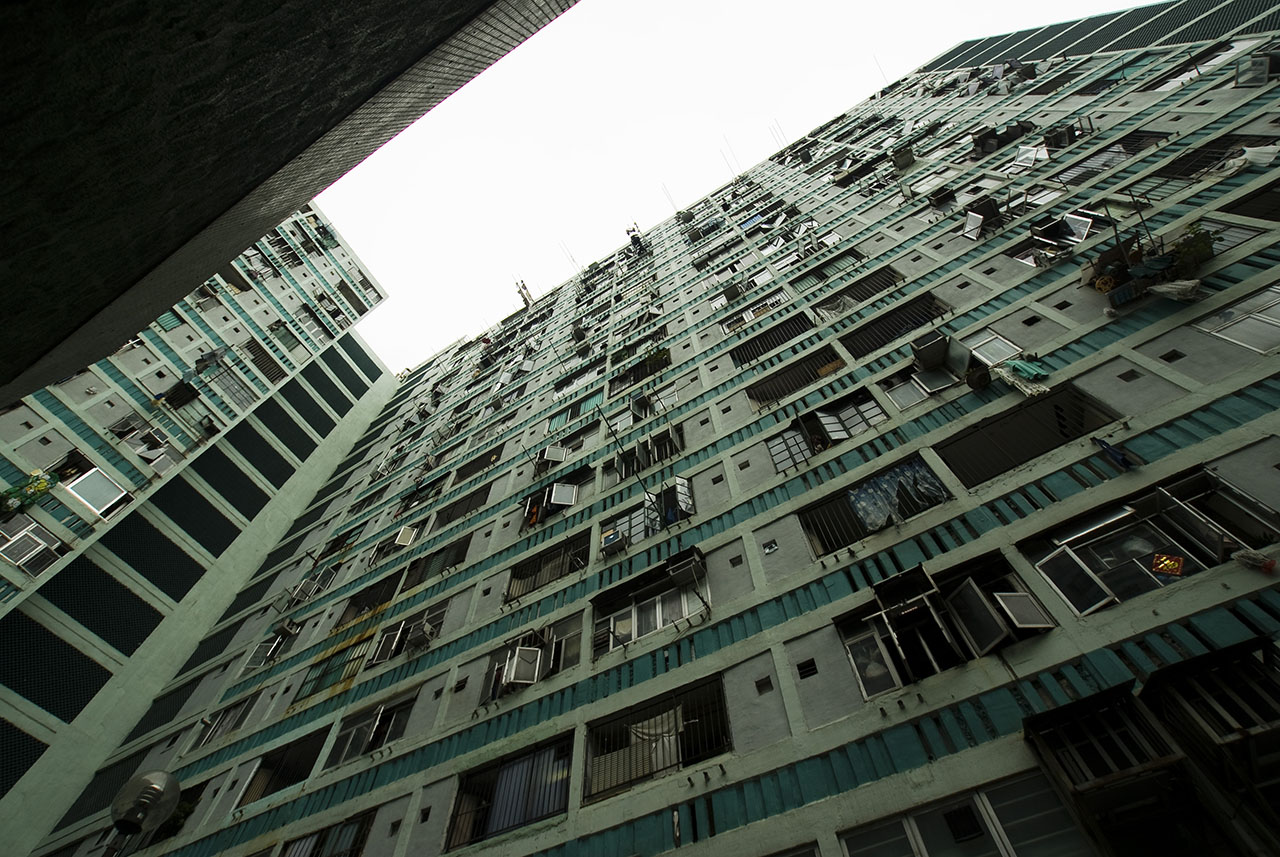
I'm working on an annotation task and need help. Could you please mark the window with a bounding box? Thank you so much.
[237,728,327,806]
[324,693,417,768]
[1025,469,1280,616]
[719,289,790,335]
[592,547,709,657]
[810,266,904,323]
[798,456,950,556]
[336,572,403,626]
[366,601,447,666]
[281,811,373,857]
[934,386,1117,489]
[269,321,304,353]
[192,692,260,749]
[728,314,815,367]
[840,771,1094,857]
[431,483,490,533]
[839,558,1053,698]
[403,535,470,590]
[0,512,65,576]
[57,453,131,518]
[1054,129,1168,185]
[243,622,301,674]
[520,464,591,528]
[504,531,591,602]
[601,477,694,549]
[766,389,887,472]
[481,615,583,703]
[958,327,1020,366]
[745,346,847,410]
[446,737,572,849]
[584,677,731,800]
[296,639,374,700]
[1193,284,1280,353]
[838,294,950,359]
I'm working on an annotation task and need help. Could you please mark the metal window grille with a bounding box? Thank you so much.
[812,267,904,322]
[504,531,591,602]
[281,811,373,857]
[431,484,490,533]
[798,456,950,556]
[1054,130,1168,185]
[584,678,730,801]
[745,346,847,410]
[728,313,815,367]
[935,386,1117,489]
[241,338,288,384]
[446,737,572,849]
[296,639,374,700]
[838,294,949,359]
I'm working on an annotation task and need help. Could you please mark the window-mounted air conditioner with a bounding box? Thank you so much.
[601,529,629,555]
[273,619,302,638]
[404,620,437,651]
[545,483,578,507]
[539,445,568,463]
[395,526,418,547]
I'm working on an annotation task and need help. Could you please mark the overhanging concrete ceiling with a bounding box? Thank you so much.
[0,0,575,404]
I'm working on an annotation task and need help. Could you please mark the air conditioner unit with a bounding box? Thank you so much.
[273,619,302,637]
[395,526,418,547]
[539,445,568,463]
[403,621,437,651]
[601,529,629,555]
[546,483,578,507]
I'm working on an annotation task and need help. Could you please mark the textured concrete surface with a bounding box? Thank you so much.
[0,0,575,402]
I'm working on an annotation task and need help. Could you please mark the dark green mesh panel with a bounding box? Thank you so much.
[150,476,240,556]
[99,513,208,600]
[254,399,317,459]
[320,347,370,399]
[338,334,384,381]
[37,556,163,654]
[190,448,269,519]
[281,379,336,436]
[0,611,111,721]
[226,422,294,488]
[0,717,48,797]
[302,362,353,417]
[179,618,247,675]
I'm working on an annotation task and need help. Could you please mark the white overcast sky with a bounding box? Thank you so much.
[317,0,1137,373]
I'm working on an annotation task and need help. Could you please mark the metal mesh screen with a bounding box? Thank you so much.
[36,556,163,655]
[302,362,353,417]
[0,610,111,721]
[226,421,294,488]
[150,475,241,556]
[99,512,208,600]
[281,379,336,436]
[190,447,270,519]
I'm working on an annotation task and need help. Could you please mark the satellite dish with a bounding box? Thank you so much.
[110,771,182,835]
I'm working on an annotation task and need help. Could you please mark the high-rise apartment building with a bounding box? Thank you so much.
[0,206,395,855]
[13,2,1280,857]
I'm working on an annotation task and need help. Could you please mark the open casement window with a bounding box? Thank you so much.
[192,691,260,749]
[482,615,583,703]
[601,495,663,555]
[592,547,709,657]
[53,450,132,518]
[446,736,572,850]
[281,812,374,857]
[0,512,65,576]
[1027,469,1280,616]
[839,557,1053,698]
[323,693,417,768]
[520,464,591,529]
[799,456,950,556]
[839,771,1095,857]
[243,622,301,674]
[108,414,181,474]
[366,601,447,665]
[584,677,730,801]
[766,389,888,473]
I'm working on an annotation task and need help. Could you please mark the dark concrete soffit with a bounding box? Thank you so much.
[0,0,576,404]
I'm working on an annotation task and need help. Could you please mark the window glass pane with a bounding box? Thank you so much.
[1215,316,1280,352]
[886,381,927,409]
[612,612,633,645]
[66,469,126,512]
[842,819,914,857]
[661,589,684,625]
[635,598,659,638]
[847,633,899,698]
[985,771,1096,857]
[1037,549,1113,614]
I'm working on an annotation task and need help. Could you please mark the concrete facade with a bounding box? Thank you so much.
[1,0,577,403]
[15,2,1280,857]
[0,208,395,856]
